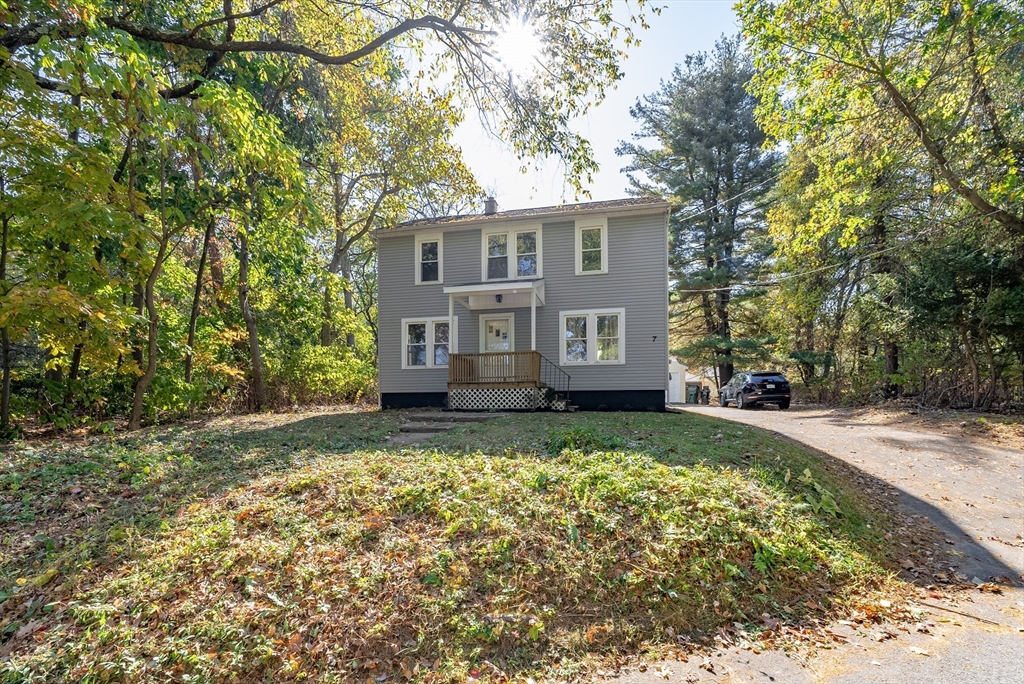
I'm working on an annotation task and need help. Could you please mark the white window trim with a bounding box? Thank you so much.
[478,312,515,352]
[574,217,608,276]
[558,308,625,366]
[480,224,543,281]
[414,233,443,285]
[401,316,457,369]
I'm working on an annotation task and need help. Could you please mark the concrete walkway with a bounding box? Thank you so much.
[613,405,1024,684]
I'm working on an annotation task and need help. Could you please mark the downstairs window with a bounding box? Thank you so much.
[559,309,625,365]
[402,317,457,368]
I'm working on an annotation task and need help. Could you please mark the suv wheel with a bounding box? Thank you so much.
[719,393,727,407]
[736,393,746,409]
[778,399,790,410]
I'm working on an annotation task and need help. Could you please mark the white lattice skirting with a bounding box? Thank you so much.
[449,387,557,411]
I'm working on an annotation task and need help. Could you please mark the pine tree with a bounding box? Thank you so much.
[618,35,778,386]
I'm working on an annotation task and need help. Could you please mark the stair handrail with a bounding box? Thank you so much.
[537,353,570,403]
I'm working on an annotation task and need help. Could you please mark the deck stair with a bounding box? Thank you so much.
[388,411,507,446]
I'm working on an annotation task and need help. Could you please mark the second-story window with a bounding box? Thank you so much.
[487,233,508,279]
[516,230,537,277]
[483,225,542,281]
[575,217,608,275]
[415,233,442,285]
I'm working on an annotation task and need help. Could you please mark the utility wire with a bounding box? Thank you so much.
[671,203,1021,293]
[670,170,786,225]
[664,125,865,226]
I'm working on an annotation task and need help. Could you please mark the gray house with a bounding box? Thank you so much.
[375,197,670,411]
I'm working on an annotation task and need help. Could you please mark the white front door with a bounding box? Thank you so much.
[480,315,513,352]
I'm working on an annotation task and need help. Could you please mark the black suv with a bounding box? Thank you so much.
[719,372,791,409]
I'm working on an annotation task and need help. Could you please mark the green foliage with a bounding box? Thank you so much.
[544,425,625,455]
[268,344,375,406]
[790,468,840,518]
[733,0,1024,407]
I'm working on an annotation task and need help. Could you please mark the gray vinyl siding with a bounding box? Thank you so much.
[377,210,669,395]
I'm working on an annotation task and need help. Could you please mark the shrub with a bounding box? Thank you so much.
[545,426,625,455]
[267,344,375,406]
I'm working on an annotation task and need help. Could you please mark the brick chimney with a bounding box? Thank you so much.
[484,196,498,215]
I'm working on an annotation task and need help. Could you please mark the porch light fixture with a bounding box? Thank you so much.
[495,294,503,303]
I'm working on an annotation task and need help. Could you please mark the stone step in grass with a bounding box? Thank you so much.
[398,422,459,433]
[407,412,508,423]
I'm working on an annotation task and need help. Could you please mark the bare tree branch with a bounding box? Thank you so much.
[102,14,493,66]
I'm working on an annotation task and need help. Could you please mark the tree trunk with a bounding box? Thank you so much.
[871,205,900,398]
[981,330,998,409]
[883,335,899,396]
[966,26,1023,169]
[877,74,1024,235]
[238,229,267,410]
[44,299,65,386]
[1,207,10,433]
[959,322,980,410]
[795,316,816,385]
[68,337,84,381]
[699,291,715,337]
[1,327,10,434]
[128,241,168,431]
[131,281,145,370]
[207,237,229,313]
[323,230,358,348]
[320,282,334,346]
[61,90,84,389]
[339,253,356,348]
[715,288,733,385]
[185,217,215,383]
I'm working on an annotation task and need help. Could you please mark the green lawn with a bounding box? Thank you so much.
[1,408,896,683]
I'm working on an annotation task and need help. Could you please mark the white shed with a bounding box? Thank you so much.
[668,357,687,403]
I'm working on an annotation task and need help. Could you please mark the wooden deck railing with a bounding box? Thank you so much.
[449,351,541,387]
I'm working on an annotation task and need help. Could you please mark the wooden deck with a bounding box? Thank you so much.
[448,351,542,389]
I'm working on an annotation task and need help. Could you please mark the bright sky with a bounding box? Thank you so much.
[453,0,740,211]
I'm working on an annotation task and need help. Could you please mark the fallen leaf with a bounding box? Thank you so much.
[909,647,930,656]
[32,568,59,588]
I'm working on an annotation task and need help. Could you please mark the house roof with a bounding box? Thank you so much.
[377,197,670,236]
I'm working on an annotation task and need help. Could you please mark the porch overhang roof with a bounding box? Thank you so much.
[444,279,545,311]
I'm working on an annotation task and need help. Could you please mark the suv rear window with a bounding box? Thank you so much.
[751,373,787,382]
